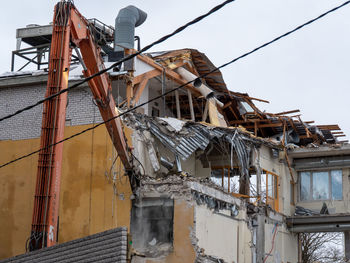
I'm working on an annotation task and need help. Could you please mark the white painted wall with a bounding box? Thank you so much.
[134,57,155,76]
[264,222,298,263]
[195,204,239,263]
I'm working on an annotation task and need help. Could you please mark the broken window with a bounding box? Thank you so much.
[299,170,343,201]
[250,170,279,212]
[210,166,240,193]
[210,167,280,212]
[263,170,279,211]
[130,198,174,254]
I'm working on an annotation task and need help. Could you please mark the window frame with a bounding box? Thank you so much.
[263,170,279,212]
[210,166,280,212]
[290,180,295,206]
[210,166,241,194]
[298,169,343,202]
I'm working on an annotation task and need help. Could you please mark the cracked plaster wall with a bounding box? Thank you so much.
[195,204,250,263]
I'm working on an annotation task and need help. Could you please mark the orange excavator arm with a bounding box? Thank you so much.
[29,1,131,251]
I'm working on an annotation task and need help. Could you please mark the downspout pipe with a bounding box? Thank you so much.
[114,5,147,52]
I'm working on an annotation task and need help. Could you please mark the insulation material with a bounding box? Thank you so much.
[175,67,227,127]
[159,117,186,132]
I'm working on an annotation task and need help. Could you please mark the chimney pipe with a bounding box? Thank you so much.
[114,5,147,52]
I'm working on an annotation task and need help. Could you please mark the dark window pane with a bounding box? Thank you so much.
[331,170,342,200]
[131,198,174,251]
[300,172,311,201]
[312,171,329,200]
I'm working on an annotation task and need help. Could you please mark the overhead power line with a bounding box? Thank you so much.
[1,0,350,169]
[0,0,235,123]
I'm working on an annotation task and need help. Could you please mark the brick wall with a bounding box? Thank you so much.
[0,83,103,141]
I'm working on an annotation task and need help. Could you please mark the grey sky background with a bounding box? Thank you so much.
[0,0,349,141]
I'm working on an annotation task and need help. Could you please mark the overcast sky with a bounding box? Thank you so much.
[0,0,349,141]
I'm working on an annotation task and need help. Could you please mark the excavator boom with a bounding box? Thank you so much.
[29,1,131,251]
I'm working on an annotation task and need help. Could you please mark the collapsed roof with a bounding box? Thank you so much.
[145,48,345,146]
[3,21,346,147]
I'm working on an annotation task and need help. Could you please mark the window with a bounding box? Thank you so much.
[249,170,279,212]
[130,198,174,252]
[211,167,279,212]
[332,170,342,200]
[263,171,279,211]
[210,167,240,193]
[299,170,342,201]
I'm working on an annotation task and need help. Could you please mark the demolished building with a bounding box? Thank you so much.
[1,3,350,263]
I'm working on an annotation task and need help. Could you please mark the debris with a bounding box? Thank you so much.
[320,202,329,215]
[148,238,157,246]
[295,206,318,216]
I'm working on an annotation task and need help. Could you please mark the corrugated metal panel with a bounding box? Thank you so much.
[148,120,214,160]
[145,116,252,177]
[0,227,127,263]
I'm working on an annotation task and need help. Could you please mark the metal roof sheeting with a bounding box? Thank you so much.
[133,115,254,177]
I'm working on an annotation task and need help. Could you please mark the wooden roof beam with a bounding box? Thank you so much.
[317,125,341,130]
[228,105,240,120]
[136,54,201,96]
[248,96,269,104]
[244,122,283,129]
[229,119,270,125]
[230,92,269,104]
[288,117,298,134]
[275,109,300,116]
[332,131,344,135]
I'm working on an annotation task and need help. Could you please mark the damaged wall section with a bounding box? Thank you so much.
[129,175,298,263]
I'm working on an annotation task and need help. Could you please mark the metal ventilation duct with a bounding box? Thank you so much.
[114,5,147,51]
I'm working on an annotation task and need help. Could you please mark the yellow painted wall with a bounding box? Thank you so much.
[0,124,132,260]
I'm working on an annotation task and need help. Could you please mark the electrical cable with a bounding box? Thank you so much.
[108,154,119,180]
[263,223,278,263]
[131,151,146,178]
[1,0,350,169]
[0,0,235,123]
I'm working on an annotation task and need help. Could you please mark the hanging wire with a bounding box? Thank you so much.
[2,0,350,169]
[0,0,236,123]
